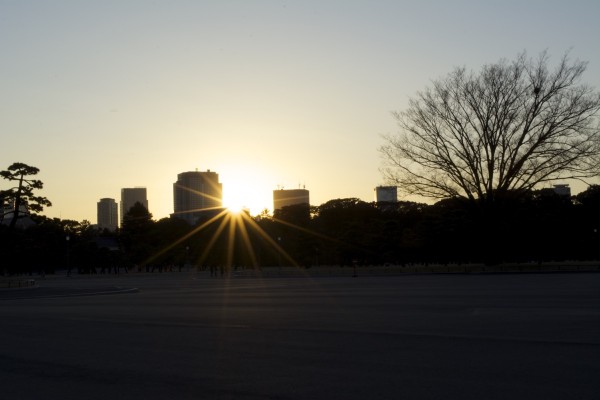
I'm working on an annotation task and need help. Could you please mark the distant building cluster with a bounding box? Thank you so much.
[93,169,468,228]
[95,170,225,229]
[96,188,149,232]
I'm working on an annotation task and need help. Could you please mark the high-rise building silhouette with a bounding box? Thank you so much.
[97,198,118,231]
[121,187,148,223]
[273,188,310,211]
[374,186,398,203]
[553,184,571,197]
[173,170,222,225]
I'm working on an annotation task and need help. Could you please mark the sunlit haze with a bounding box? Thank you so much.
[1,1,599,221]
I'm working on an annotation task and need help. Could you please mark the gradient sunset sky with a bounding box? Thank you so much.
[1,0,599,222]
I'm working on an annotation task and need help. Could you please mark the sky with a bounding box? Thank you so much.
[1,0,599,222]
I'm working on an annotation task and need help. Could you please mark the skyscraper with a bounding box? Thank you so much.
[97,198,118,231]
[374,186,398,203]
[553,184,571,197]
[173,170,223,225]
[121,187,148,223]
[273,188,310,211]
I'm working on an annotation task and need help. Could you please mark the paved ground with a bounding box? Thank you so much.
[1,272,599,399]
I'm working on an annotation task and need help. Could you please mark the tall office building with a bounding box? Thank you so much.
[173,170,223,225]
[97,198,118,231]
[374,186,398,203]
[553,184,571,197]
[273,188,310,211]
[121,187,149,223]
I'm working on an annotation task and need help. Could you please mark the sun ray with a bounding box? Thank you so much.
[226,213,236,269]
[141,199,359,276]
[142,208,228,266]
[270,215,377,260]
[174,183,224,206]
[271,216,344,245]
[197,213,230,267]
[238,211,299,267]
[234,212,260,268]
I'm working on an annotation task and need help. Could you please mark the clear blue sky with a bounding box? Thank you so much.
[1,0,599,221]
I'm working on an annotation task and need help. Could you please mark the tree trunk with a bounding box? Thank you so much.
[8,175,24,231]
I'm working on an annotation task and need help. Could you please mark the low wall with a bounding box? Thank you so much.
[229,262,600,277]
[0,278,36,289]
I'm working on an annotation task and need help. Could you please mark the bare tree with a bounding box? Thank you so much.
[380,51,600,205]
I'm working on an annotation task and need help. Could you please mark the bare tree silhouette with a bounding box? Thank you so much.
[381,51,600,205]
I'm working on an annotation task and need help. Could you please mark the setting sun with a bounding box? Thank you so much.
[224,203,246,214]
[221,170,274,216]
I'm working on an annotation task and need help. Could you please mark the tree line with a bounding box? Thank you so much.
[1,185,599,276]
